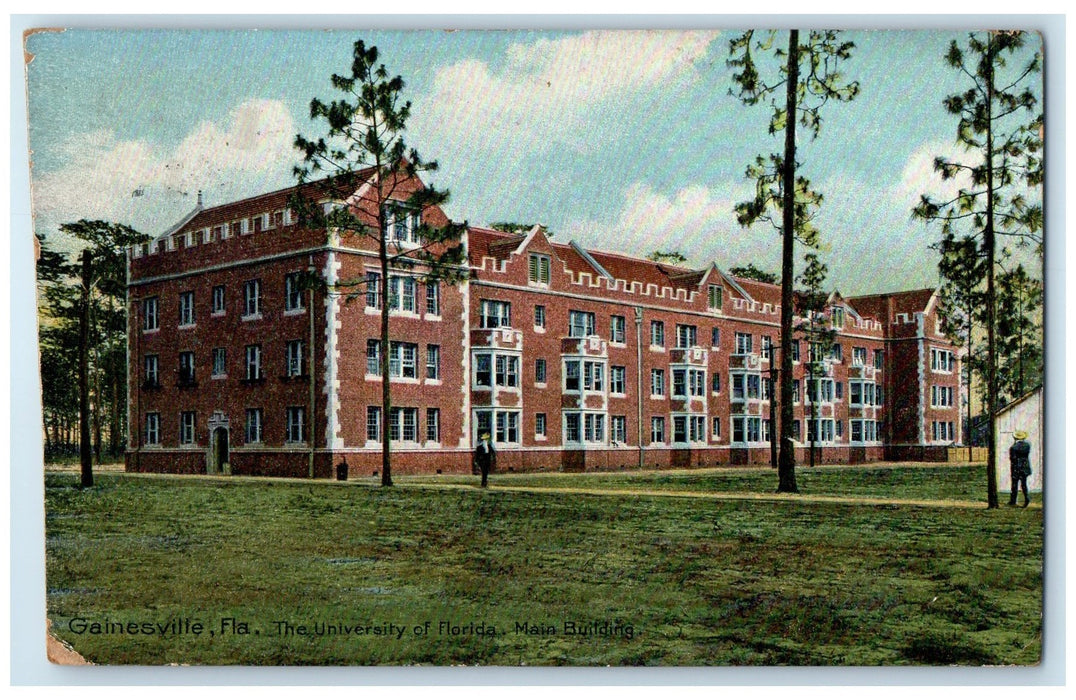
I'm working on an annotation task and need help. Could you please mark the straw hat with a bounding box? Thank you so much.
[481,432,491,439]
[1014,430,1028,440]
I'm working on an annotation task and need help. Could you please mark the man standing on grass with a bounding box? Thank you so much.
[1009,430,1032,508]
[474,432,496,488]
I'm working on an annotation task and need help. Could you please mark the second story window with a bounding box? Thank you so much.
[286,340,304,378]
[212,285,225,315]
[534,305,546,329]
[535,358,547,384]
[568,310,595,338]
[285,273,304,312]
[365,272,381,309]
[143,355,159,387]
[610,315,626,343]
[243,279,261,318]
[735,332,753,355]
[142,297,159,331]
[144,413,160,445]
[245,345,263,381]
[675,324,697,349]
[479,299,511,329]
[852,346,867,367]
[528,253,551,284]
[650,320,665,347]
[762,336,773,361]
[426,282,440,316]
[651,368,666,396]
[178,291,195,326]
[426,345,440,380]
[873,349,884,370]
[212,348,226,377]
[388,276,417,313]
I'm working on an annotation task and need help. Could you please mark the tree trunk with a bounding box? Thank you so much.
[777,29,800,493]
[984,36,1000,509]
[380,213,394,488]
[78,249,93,488]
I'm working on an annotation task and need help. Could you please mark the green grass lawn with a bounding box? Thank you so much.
[45,464,1043,666]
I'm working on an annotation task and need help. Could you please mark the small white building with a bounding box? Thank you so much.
[994,386,1043,493]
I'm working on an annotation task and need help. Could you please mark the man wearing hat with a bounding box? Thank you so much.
[474,432,497,488]
[1009,430,1032,507]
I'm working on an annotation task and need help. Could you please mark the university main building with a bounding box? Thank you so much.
[126,174,963,478]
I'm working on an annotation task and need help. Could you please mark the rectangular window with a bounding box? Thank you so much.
[426,282,440,316]
[475,353,492,387]
[610,315,626,343]
[388,276,417,313]
[535,358,547,384]
[389,342,418,379]
[790,340,800,363]
[583,413,605,442]
[852,346,868,367]
[178,291,195,326]
[650,416,666,444]
[495,355,520,388]
[792,379,801,404]
[480,299,511,328]
[286,407,305,443]
[611,415,627,443]
[565,360,580,392]
[426,408,440,443]
[535,413,547,438]
[366,272,381,309]
[712,416,721,439]
[810,342,824,363]
[212,285,225,314]
[762,336,774,361]
[385,206,419,244]
[582,361,603,392]
[245,408,263,443]
[285,273,304,312]
[568,310,596,338]
[212,348,226,378]
[708,284,723,310]
[233,219,247,236]
[732,373,744,400]
[390,407,419,442]
[142,297,159,331]
[830,343,843,362]
[792,420,801,441]
[851,382,863,405]
[874,349,884,370]
[252,213,265,233]
[534,305,546,329]
[178,351,196,385]
[272,210,285,229]
[179,412,196,445]
[650,321,665,347]
[852,420,864,442]
[565,413,581,443]
[144,355,159,387]
[691,416,706,442]
[610,366,626,394]
[673,369,687,398]
[673,415,687,443]
[733,417,744,443]
[144,412,160,445]
[746,374,760,399]
[286,340,304,377]
[426,345,441,380]
[244,345,262,380]
[366,406,381,442]
[366,340,381,376]
[711,327,721,348]
[496,411,520,444]
[735,332,753,354]
[832,306,845,328]
[675,324,698,349]
[650,368,665,396]
[711,373,721,394]
[528,253,551,284]
[931,348,954,372]
[243,279,261,317]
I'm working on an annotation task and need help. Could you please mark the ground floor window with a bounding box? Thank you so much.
[650,416,666,444]
[474,409,521,445]
[286,407,305,443]
[145,412,160,445]
[611,415,627,444]
[806,418,835,443]
[390,407,419,442]
[672,414,706,444]
[367,406,380,442]
[563,411,606,445]
[245,408,263,444]
[426,408,440,443]
[931,420,955,442]
[732,416,762,444]
[535,413,547,438]
[180,411,196,445]
[851,419,880,443]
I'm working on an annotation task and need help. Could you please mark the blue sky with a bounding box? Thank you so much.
[24,28,1044,295]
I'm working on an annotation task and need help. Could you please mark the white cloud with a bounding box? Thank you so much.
[31,99,298,245]
[561,181,775,269]
[412,30,719,156]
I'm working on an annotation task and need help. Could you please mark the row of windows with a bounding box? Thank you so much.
[364,274,441,316]
[142,275,306,331]
[367,341,441,380]
[366,406,441,443]
[143,341,306,386]
[931,385,956,408]
[142,407,305,446]
[932,420,957,442]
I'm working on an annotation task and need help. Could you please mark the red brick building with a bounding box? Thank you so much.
[126,176,962,478]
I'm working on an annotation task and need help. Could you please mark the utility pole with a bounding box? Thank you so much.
[78,249,93,488]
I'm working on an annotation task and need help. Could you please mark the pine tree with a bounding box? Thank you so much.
[729,29,859,492]
[293,40,466,487]
[913,31,1042,508]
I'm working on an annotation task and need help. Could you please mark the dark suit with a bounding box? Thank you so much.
[1009,439,1032,506]
[474,439,496,487]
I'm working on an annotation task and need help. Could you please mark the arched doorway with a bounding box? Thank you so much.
[207,411,231,475]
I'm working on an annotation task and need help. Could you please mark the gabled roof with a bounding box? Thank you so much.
[847,288,938,322]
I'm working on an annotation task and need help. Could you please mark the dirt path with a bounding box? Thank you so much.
[406,481,1029,510]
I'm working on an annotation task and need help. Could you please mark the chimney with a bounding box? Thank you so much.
[196,190,203,208]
